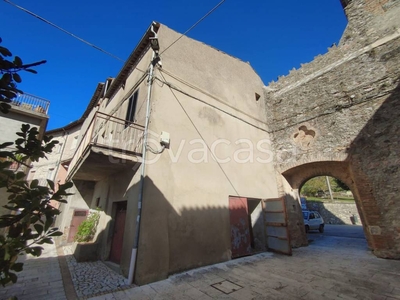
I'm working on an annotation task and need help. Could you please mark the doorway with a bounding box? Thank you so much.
[109,201,127,264]
[229,197,252,258]
[229,197,266,258]
[67,210,89,243]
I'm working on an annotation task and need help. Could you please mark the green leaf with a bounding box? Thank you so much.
[12,73,22,83]
[47,180,55,191]
[62,181,73,189]
[9,272,17,283]
[0,142,14,149]
[34,224,43,235]
[44,216,53,231]
[30,180,38,188]
[0,102,11,114]
[11,262,24,272]
[15,172,26,180]
[2,73,11,84]
[37,237,53,245]
[48,230,63,237]
[13,56,22,66]
[4,246,10,260]
[21,124,30,132]
[25,69,38,74]
[0,46,12,57]
[0,151,13,158]
[28,246,43,256]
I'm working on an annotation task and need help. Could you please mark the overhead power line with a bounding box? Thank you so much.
[159,71,240,197]
[160,0,226,55]
[3,0,125,63]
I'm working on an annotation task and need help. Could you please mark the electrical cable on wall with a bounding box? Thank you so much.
[159,71,240,197]
[146,144,165,155]
[156,69,271,134]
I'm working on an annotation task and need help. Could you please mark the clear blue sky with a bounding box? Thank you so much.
[1,0,347,130]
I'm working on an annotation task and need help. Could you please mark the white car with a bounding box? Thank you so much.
[303,210,324,233]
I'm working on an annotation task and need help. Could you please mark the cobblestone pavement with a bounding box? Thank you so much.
[63,246,130,299]
[2,226,400,300]
[88,231,400,300]
[0,243,66,300]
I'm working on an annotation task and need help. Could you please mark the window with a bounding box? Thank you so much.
[57,143,63,154]
[71,136,78,149]
[47,168,55,180]
[105,78,114,106]
[125,90,139,128]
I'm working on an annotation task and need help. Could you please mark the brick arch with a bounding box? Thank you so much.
[282,161,354,192]
[279,152,349,176]
[281,160,386,256]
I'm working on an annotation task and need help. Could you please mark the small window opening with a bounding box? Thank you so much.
[255,93,261,101]
[125,90,139,128]
[71,136,78,149]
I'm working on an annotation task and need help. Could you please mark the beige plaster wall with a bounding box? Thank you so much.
[62,126,81,161]
[133,25,279,284]
[61,24,281,284]
[0,109,46,146]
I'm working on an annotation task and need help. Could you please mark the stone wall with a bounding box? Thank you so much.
[306,201,361,225]
[264,1,400,258]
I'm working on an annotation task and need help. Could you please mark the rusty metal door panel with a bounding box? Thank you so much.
[263,197,292,255]
[264,199,284,212]
[266,226,287,238]
[229,197,252,258]
[67,210,88,243]
[264,212,285,224]
[267,237,291,254]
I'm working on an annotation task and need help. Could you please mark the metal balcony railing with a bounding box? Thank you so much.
[11,93,50,115]
[68,112,145,178]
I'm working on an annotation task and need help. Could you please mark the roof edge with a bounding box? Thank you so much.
[104,21,160,100]
[46,82,104,135]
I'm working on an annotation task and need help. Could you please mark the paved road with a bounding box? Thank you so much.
[308,224,366,239]
[3,224,400,300]
[0,243,67,300]
[89,226,400,300]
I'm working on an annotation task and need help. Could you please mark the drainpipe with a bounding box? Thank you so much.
[53,129,68,185]
[128,25,158,284]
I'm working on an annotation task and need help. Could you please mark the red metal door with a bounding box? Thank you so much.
[229,197,252,258]
[67,210,88,243]
[109,204,127,264]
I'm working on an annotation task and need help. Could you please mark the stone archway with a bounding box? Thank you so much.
[280,161,376,252]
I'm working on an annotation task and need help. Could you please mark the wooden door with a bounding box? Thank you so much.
[229,197,252,258]
[67,210,88,243]
[109,202,127,264]
[263,197,292,255]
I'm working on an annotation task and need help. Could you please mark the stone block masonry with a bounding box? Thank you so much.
[264,1,400,259]
[306,201,361,225]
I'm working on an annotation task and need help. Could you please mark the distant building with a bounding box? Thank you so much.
[0,93,50,217]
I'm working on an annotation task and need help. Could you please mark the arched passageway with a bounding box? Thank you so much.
[280,161,375,252]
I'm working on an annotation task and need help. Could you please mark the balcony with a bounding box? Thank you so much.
[67,112,144,181]
[11,93,50,115]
